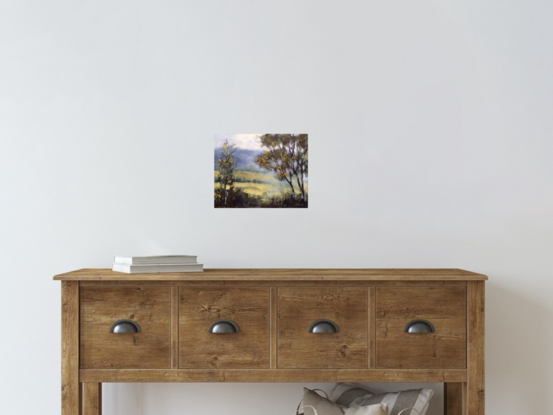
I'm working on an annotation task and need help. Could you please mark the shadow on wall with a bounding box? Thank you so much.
[102,384,142,415]
[487,281,548,413]
[141,383,327,415]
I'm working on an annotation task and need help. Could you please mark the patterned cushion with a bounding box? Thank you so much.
[344,405,389,415]
[329,383,434,415]
[302,388,388,415]
[303,388,344,415]
[330,384,374,407]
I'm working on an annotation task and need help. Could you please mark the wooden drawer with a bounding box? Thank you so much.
[376,287,467,369]
[179,288,270,368]
[277,287,368,369]
[80,287,172,369]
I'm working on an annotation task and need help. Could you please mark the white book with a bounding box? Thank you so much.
[112,263,204,274]
[114,255,197,265]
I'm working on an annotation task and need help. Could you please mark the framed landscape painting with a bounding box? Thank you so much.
[214,134,308,208]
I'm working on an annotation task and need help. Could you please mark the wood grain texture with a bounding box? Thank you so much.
[79,280,468,287]
[444,383,463,415]
[270,287,278,369]
[61,281,81,415]
[462,383,467,414]
[54,268,488,281]
[368,287,376,369]
[467,281,485,415]
[80,287,171,369]
[80,368,467,383]
[171,287,179,369]
[376,287,467,369]
[179,288,270,368]
[83,383,101,415]
[278,287,368,369]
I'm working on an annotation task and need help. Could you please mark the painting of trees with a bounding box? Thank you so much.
[254,134,308,201]
[214,133,308,208]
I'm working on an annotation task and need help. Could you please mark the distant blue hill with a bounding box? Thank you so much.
[214,147,265,171]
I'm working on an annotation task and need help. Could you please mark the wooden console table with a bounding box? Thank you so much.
[54,268,486,415]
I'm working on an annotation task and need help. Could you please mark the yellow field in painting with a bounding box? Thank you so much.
[214,171,308,199]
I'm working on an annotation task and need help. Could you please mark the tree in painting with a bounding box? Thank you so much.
[214,134,308,208]
[255,134,308,201]
[215,139,238,207]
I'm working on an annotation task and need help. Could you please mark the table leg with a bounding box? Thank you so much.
[444,383,463,415]
[62,281,81,415]
[466,281,485,414]
[83,383,102,415]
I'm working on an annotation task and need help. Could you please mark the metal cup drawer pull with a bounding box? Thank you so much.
[308,319,339,334]
[404,319,435,334]
[110,319,141,334]
[208,319,240,334]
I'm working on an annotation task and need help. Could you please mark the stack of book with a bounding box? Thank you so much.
[112,255,204,273]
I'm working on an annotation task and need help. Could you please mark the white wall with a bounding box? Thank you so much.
[1,1,552,414]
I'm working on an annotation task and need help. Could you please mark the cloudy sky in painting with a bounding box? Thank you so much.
[214,134,263,151]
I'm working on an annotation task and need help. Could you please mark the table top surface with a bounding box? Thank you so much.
[53,268,488,281]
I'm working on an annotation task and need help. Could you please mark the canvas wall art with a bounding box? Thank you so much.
[214,134,308,208]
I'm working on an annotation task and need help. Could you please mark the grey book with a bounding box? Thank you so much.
[114,255,198,265]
